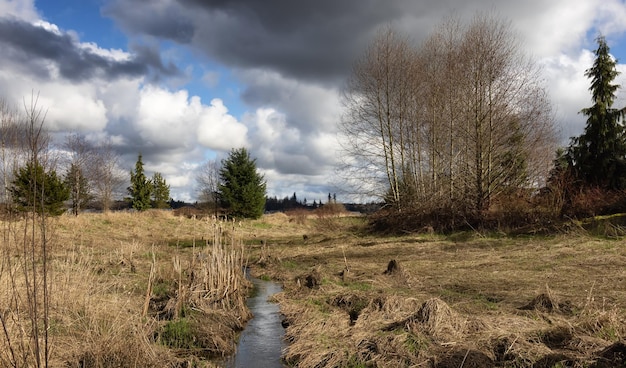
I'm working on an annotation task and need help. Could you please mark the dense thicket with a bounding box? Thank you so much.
[341,15,557,229]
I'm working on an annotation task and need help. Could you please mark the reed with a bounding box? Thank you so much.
[1,211,252,367]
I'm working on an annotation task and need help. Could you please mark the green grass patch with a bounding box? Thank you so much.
[152,280,172,298]
[159,318,197,349]
[308,297,331,315]
[404,333,429,353]
[281,260,299,270]
[252,221,272,229]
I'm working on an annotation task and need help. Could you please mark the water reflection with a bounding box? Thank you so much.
[226,277,285,368]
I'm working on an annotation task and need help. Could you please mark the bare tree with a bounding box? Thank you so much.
[339,27,417,206]
[454,15,557,212]
[0,99,20,205]
[92,139,126,212]
[196,158,221,216]
[63,133,97,215]
[1,93,54,367]
[340,15,557,218]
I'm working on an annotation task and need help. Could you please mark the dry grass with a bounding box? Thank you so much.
[1,210,249,367]
[247,215,626,367]
[2,211,625,367]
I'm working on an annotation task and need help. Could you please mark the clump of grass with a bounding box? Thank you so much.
[160,318,197,349]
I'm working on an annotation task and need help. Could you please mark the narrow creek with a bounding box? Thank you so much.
[225,276,286,367]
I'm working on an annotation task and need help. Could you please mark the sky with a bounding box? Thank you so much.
[1,0,626,203]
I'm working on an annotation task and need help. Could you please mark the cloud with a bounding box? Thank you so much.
[102,0,195,43]
[540,50,596,141]
[103,0,626,83]
[3,0,626,203]
[135,86,200,148]
[243,107,340,177]
[0,0,38,21]
[0,17,181,83]
[197,98,248,151]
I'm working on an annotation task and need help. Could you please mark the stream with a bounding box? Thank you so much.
[225,276,286,368]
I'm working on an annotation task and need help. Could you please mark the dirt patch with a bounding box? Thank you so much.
[303,269,322,289]
[383,259,401,275]
[532,353,577,368]
[519,293,573,314]
[540,325,574,349]
[592,341,626,368]
[331,293,369,325]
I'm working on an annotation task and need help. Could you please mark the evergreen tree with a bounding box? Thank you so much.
[128,154,152,211]
[11,161,70,216]
[567,36,626,189]
[218,148,266,219]
[64,162,92,215]
[151,172,170,209]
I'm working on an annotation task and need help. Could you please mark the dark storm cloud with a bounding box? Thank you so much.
[0,17,181,82]
[101,0,195,43]
[104,0,421,83]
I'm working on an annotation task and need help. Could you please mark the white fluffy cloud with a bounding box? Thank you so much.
[136,86,199,148]
[540,50,596,140]
[0,71,109,132]
[197,98,248,151]
[3,0,626,202]
[0,0,38,21]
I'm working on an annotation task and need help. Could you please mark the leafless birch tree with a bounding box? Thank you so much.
[340,15,557,217]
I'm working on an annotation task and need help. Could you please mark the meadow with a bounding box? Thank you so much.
[1,210,625,367]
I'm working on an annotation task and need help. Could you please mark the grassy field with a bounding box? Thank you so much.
[1,210,625,367]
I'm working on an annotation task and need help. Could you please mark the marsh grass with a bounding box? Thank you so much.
[1,211,250,367]
[2,209,625,367]
[248,218,626,367]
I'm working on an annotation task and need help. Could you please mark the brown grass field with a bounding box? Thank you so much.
[1,210,625,367]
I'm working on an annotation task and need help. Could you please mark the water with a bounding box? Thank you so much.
[226,277,286,368]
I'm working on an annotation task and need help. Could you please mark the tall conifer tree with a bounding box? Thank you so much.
[218,148,266,219]
[151,172,170,209]
[128,154,152,211]
[568,36,626,189]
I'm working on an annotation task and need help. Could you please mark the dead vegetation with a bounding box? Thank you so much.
[250,212,626,367]
[0,211,249,367]
[1,210,625,367]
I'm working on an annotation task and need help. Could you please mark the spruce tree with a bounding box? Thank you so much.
[218,148,266,219]
[11,161,70,216]
[567,36,626,189]
[151,172,170,209]
[128,154,152,211]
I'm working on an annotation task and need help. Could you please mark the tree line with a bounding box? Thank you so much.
[341,15,626,230]
[4,15,624,227]
[1,104,267,219]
